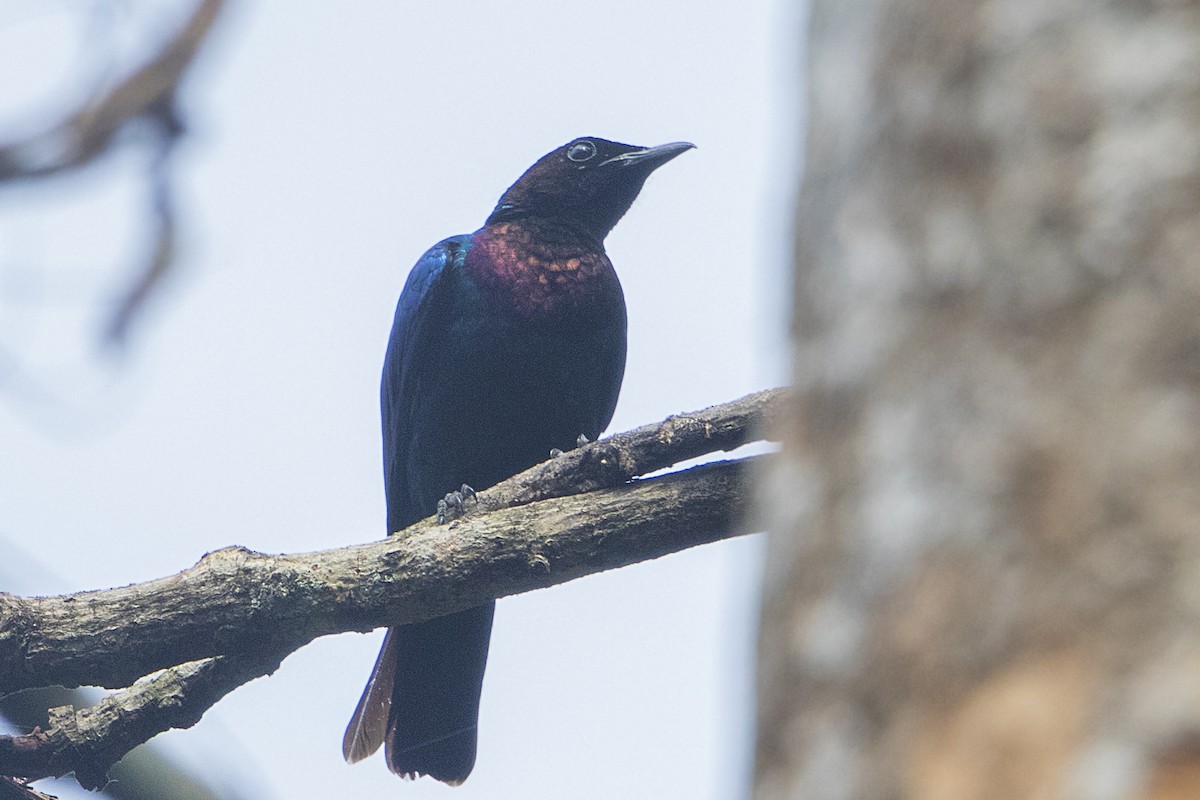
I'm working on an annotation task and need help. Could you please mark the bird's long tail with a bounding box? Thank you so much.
[344,603,496,785]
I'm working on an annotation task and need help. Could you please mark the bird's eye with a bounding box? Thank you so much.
[566,141,597,163]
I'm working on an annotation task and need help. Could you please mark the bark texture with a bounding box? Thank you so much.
[0,458,754,696]
[758,1,1200,798]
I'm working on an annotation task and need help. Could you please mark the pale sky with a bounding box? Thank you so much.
[0,2,798,798]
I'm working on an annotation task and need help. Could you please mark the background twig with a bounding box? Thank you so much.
[0,0,225,345]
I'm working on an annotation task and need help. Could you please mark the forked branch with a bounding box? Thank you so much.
[0,388,783,786]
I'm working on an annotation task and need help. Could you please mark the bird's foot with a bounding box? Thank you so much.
[436,484,477,524]
[550,434,592,459]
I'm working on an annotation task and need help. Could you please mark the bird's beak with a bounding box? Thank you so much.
[599,141,696,170]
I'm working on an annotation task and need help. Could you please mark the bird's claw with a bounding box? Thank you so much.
[436,484,477,524]
[550,434,592,459]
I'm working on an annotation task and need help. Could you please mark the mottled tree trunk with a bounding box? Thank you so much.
[757,1,1200,799]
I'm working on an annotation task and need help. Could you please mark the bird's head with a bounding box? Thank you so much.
[487,137,695,241]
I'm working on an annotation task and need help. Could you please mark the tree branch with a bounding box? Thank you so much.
[475,386,785,511]
[1,457,759,695]
[0,777,56,800]
[0,389,781,784]
[0,652,284,790]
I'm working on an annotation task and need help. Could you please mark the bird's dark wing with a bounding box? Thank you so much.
[379,234,472,533]
[342,234,471,766]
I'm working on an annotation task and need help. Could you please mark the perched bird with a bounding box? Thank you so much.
[342,136,694,784]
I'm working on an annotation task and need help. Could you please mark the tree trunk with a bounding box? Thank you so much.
[757,1,1200,798]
